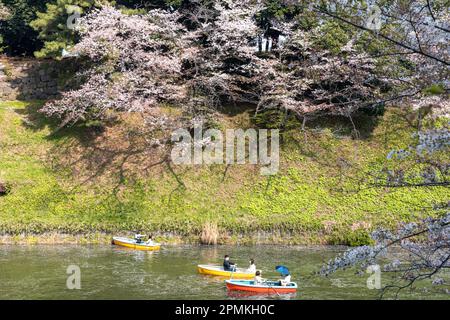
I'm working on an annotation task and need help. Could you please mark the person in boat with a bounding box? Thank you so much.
[254,270,264,284]
[223,255,236,271]
[247,259,256,273]
[134,233,145,244]
[278,273,291,286]
[145,235,155,245]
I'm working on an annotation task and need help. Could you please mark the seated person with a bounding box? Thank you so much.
[247,259,256,273]
[279,273,291,286]
[223,255,236,271]
[134,233,145,244]
[146,235,155,245]
[254,270,264,284]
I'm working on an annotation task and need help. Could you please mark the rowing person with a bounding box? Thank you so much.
[134,233,146,244]
[223,255,236,271]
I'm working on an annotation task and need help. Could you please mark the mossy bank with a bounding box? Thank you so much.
[0,101,447,245]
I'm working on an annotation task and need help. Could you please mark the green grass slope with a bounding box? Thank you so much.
[0,101,447,244]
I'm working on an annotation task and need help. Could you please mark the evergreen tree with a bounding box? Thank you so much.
[30,0,113,58]
[0,0,46,56]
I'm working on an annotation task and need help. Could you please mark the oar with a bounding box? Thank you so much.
[265,281,281,297]
[229,264,237,281]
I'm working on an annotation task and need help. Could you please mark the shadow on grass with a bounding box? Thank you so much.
[12,99,416,199]
[304,111,382,140]
[12,101,181,197]
[13,100,104,144]
[12,101,125,185]
[218,102,256,117]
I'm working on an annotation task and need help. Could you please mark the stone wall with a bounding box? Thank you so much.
[0,57,73,101]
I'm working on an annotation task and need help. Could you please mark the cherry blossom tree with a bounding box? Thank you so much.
[322,121,449,298]
[313,0,449,111]
[41,6,190,129]
[321,210,450,298]
[42,1,448,129]
[181,0,386,124]
[40,0,448,163]
[182,0,264,109]
[376,128,449,188]
[256,35,381,124]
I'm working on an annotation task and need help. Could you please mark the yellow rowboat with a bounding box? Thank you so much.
[197,264,255,279]
[112,236,161,251]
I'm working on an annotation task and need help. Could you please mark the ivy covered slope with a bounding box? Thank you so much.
[0,100,447,245]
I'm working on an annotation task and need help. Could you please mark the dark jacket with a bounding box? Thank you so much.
[223,259,235,271]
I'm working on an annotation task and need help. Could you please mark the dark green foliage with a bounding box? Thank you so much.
[423,84,446,96]
[254,108,301,130]
[30,0,107,58]
[0,0,46,56]
[260,0,302,20]
[362,104,385,117]
[329,229,374,246]
[0,181,11,196]
[313,21,351,54]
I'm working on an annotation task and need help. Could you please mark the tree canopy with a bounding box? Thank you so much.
[35,0,448,130]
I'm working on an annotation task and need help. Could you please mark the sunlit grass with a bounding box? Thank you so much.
[0,101,447,245]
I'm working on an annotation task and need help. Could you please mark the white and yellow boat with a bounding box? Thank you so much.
[112,236,161,251]
[197,264,255,279]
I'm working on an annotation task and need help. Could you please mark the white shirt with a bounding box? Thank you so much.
[247,264,256,273]
[254,275,263,284]
[280,275,291,286]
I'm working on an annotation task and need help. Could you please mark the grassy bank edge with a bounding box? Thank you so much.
[0,231,336,246]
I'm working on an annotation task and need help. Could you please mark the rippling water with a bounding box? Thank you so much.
[0,245,448,299]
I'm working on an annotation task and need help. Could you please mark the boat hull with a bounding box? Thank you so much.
[112,237,160,251]
[197,265,255,279]
[225,280,297,294]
